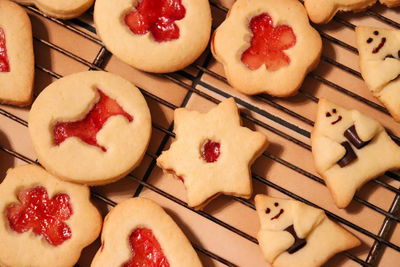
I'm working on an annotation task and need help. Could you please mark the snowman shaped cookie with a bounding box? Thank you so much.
[311,98,400,208]
[255,194,360,267]
[356,26,400,121]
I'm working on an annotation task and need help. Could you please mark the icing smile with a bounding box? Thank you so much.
[271,209,284,220]
[372,37,386,54]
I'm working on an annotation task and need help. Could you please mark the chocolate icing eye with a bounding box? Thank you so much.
[326,112,331,117]
[265,208,271,214]
[274,202,279,207]
[374,30,379,36]
[367,38,373,43]
[332,109,336,113]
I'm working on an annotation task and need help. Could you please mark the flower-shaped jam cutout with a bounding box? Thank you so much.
[201,140,220,163]
[123,228,170,267]
[241,13,296,71]
[6,186,73,246]
[53,89,133,152]
[0,27,10,72]
[124,0,186,42]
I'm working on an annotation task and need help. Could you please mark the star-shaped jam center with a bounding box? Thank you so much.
[123,228,170,267]
[124,0,186,43]
[6,186,73,246]
[201,140,220,163]
[53,89,133,152]
[241,13,296,71]
[0,27,10,72]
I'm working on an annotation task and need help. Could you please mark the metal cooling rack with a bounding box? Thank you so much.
[0,1,400,266]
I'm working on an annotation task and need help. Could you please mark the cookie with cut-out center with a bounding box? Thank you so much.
[255,194,360,267]
[311,98,400,208]
[157,98,269,209]
[94,0,211,73]
[304,0,377,24]
[13,0,94,19]
[91,197,202,267]
[0,164,102,267]
[211,0,321,96]
[29,71,152,185]
[0,0,34,106]
[356,26,400,122]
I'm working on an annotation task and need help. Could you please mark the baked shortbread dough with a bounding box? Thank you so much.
[29,71,152,185]
[94,0,211,73]
[0,0,34,106]
[303,0,377,24]
[157,98,269,209]
[255,194,360,267]
[311,98,400,208]
[380,0,400,7]
[0,164,102,267]
[91,197,202,267]
[13,0,94,19]
[211,0,321,96]
[356,26,400,121]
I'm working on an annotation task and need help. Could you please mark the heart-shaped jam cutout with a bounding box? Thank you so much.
[7,186,73,246]
[53,89,133,152]
[241,13,296,71]
[123,228,170,267]
[201,140,220,163]
[0,27,10,72]
[124,0,186,42]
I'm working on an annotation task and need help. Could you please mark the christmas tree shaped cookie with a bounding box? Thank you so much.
[311,98,400,208]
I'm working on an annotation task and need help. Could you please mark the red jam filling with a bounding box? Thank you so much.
[124,0,186,42]
[123,228,170,267]
[6,186,73,246]
[241,13,296,71]
[201,140,220,163]
[53,89,133,152]
[0,27,10,72]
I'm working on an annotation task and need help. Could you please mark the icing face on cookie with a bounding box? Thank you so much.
[123,228,170,267]
[324,108,342,125]
[201,139,220,163]
[124,0,186,42]
[265,201,285,221]
[0,27,10,72]
[364,30,389,56]
[241,13,296,71]
[6,186,73,246]
[53,88,133,152]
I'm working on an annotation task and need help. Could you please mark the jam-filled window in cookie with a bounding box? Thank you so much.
[6,186,73,246]
[124,0,186,42]
[200,139,221,163]
[0,27,10,72]
[241,13,296,71]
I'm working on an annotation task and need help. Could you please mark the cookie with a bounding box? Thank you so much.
[211,0,321,96]
[0,0,34,106]
[303,0,377,24]
[91,197,202,267]
[29,71,152,185]
[255,194,360,267]
[94,0,211,73]
[311,98,400,208]
[0,164,102,267]
[356,26,400,122]
[157,98,269,209]
[13,0,94,19]
[380,0,400,7]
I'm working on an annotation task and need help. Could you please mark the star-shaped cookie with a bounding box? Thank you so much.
[255,194,360,267]
[311,98,400,208]
[356,26,400,121]
[157,98,269,209]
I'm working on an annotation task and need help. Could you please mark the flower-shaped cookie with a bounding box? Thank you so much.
[29,71,152,185]
[356,26,400,121]
[255,194,360,267]
[311,99,400,208]
[0,164,102,267]
[211,0,321,96]
[91,198,202,267]
[94,0,211,73]
[157,98,269,209]
[13,0,94,19]
[0,0,34,106]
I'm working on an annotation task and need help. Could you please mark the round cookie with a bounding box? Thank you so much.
[0,164,102,267]
[29,71,152,185]
[211,0,322,96]
[91,197,203,267]
[94,0,212,73]
[13,0,94,19]
[0,0,34,106]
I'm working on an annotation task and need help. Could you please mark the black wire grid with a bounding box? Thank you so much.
[0,2,400,267]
